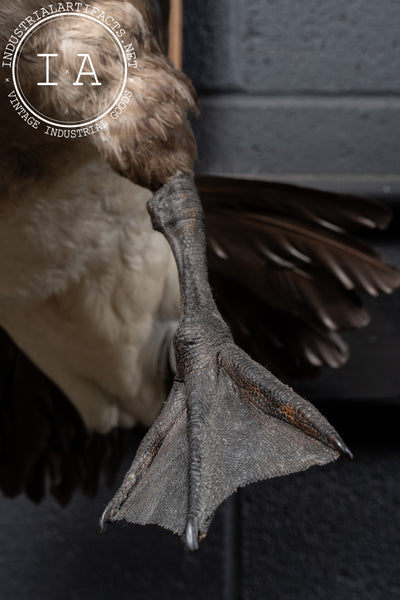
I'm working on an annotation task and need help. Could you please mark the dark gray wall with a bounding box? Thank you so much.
[184,0,400,197]
[1,432,400,600]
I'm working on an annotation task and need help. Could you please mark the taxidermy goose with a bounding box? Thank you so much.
[0,0,399,550]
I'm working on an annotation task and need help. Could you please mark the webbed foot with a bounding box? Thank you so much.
[100,174,351,550]
[100,311,350,549]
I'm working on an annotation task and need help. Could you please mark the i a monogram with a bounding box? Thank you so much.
[37,53,102,86]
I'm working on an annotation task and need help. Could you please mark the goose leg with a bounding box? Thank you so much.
[100,173,352,551]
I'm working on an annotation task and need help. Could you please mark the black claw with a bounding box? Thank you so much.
[332,435,353,460]
[99,504,113,533]
[184,517,199,552]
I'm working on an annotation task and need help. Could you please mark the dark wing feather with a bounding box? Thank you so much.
[209,272,351,376]
[198,175,400,377]
[198,174,392,233]
[0,327,131,504]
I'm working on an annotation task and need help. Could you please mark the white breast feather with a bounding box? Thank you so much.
[0,143,179,433]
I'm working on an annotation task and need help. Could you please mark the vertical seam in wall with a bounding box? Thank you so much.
[229,0,243,90]
[223,490,242,600]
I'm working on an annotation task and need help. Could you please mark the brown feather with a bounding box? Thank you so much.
[209,272,350,376]
[201,175,400,376]
[197,175,392,232]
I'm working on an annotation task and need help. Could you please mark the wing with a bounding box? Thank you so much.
[0,327,131,505]
[198,175,400,378]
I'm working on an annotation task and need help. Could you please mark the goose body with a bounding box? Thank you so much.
[0,117,178,432]
[0,0,187,432]
[1,0,399,547]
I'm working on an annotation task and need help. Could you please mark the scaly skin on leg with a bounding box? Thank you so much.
[100,173,352,551]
